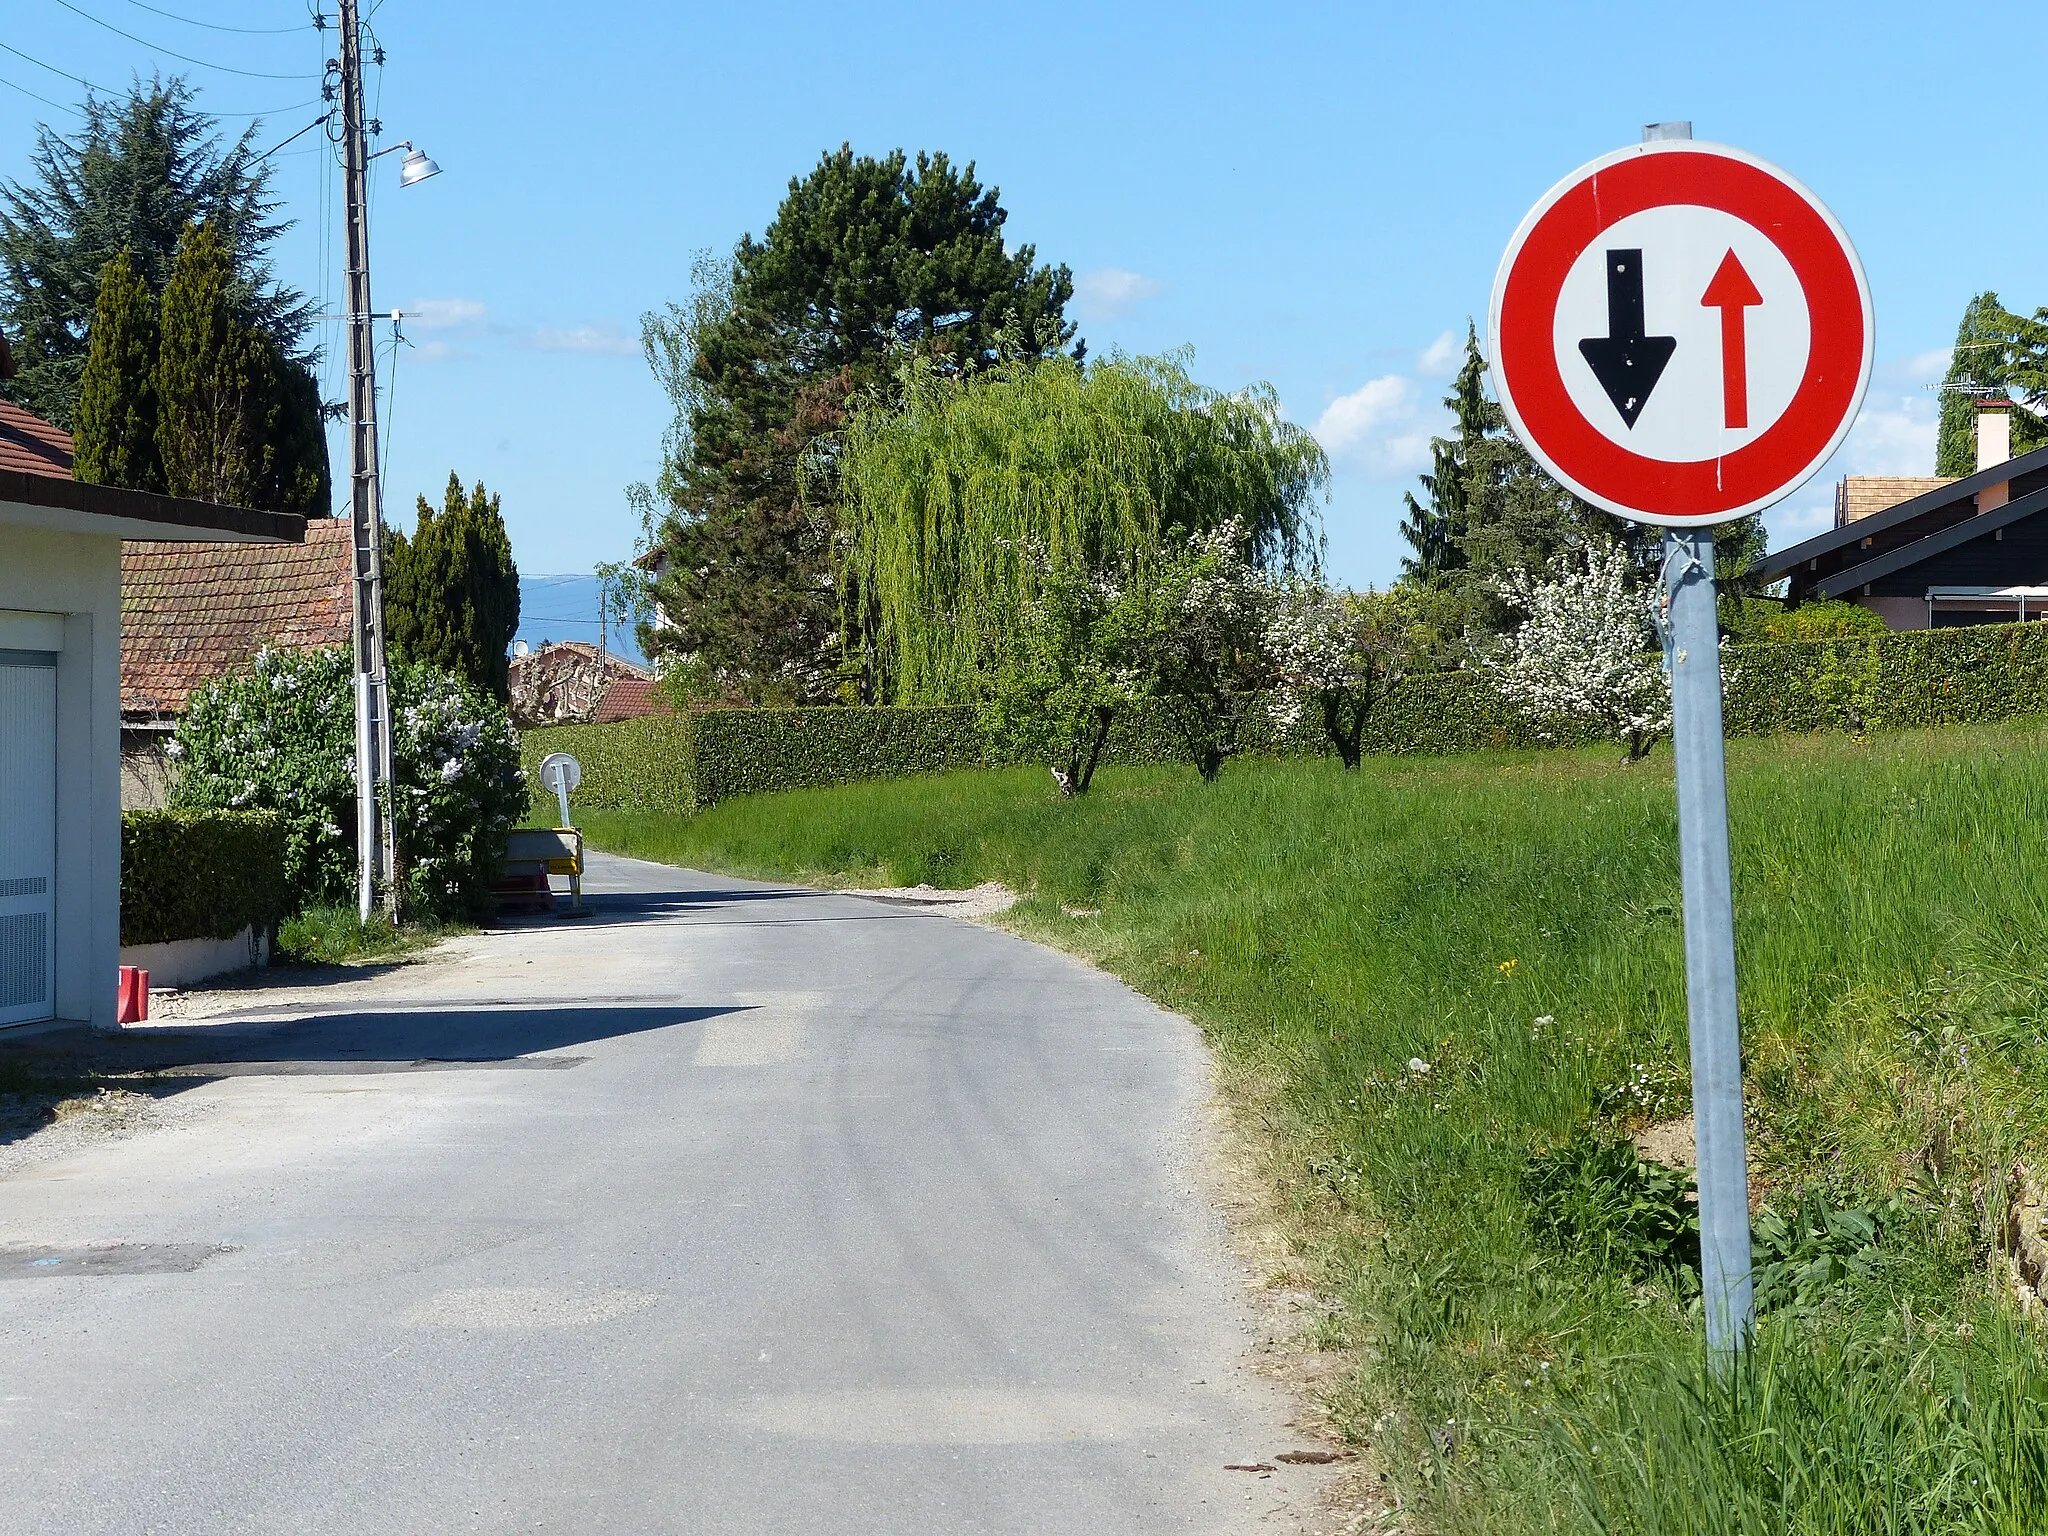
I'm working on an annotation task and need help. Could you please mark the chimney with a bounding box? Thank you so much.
[1978,398,2013,512]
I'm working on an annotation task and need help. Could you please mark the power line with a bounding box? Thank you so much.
[0,71,85,114]
[116,0,312,34]
[0,37,317,115]
[48,0,317,79]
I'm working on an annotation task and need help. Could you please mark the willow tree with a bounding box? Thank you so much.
[836,352,1326,704]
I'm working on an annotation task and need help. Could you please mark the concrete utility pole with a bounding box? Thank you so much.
[337,0,397,922]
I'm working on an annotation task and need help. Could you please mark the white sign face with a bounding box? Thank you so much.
[1490,141,1872,526]
[539,752,582,797]
[1551,205,1810,463]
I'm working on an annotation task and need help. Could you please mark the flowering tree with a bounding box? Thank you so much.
[1485,541,1669,761]
[983,553,1143,795]
[1267,581,1449,768]
[170,646,528,918]
[1130,520,1277,781]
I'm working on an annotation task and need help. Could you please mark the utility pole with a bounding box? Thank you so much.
[337,0,397,922]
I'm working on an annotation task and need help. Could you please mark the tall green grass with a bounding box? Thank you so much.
[580,725,2048,1532]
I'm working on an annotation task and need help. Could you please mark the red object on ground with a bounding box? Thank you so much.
[117,966,149,1023]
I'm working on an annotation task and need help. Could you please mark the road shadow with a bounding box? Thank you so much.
[0,1003,745,1124]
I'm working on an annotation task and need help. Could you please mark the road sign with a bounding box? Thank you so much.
[1488,140,1872,526]
[539,752,582,830]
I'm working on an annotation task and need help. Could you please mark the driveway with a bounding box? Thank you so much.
[0,853,1333,1533]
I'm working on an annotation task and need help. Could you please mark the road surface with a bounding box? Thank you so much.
[0,853,1332,1533]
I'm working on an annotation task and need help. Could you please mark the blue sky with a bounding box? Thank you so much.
[6,0,2046,601]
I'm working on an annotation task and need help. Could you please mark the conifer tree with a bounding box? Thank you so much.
[385,474,521,701]
[156,221,266,507]
[73,249,162,492]
[1399,324,1494,583]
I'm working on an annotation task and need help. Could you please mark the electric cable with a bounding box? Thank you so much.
[0,71,84,114]
[117,0,310,34]
[48,0,317,79]
[250,107,330,162]
[0,40,319,115]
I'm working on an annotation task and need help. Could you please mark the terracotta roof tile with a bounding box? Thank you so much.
[0,401,75,478]
[592,676,671,723]
[121,519,354,716]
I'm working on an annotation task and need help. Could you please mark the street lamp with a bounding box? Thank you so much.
[367,139,443,187]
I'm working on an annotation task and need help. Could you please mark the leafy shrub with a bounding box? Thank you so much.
[1522,1131,1699,1278]
[519,621,2048,814]
[120,809,289,945]
[1750,1187,1905,1315]
[170,646,527,919]
[1745,597,1891,642]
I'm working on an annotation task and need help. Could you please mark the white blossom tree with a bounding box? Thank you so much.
[1131,519,1277,781]
[1485,541,1669,761]
[1267,581,1448,768]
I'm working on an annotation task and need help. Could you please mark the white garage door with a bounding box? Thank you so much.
[0,652,58,1026]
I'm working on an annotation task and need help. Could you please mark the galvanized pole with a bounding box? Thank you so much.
[1662,527,1754,1364]
[338,0,397,922]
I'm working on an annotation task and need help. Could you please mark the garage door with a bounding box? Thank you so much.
[0,651,57,1027]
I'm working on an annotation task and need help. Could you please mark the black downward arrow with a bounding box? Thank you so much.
[1577,249,1676,429]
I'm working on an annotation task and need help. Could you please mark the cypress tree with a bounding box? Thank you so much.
[156,220,266,507]
[385,474,521,701]
[73,249,162,491]
[1937,293,2016,478]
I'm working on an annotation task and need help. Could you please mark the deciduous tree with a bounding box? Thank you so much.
[1267,581,1451,768]
[838,352,1324,705]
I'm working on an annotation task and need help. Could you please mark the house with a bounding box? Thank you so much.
[508,639,669,728]
[0,395,303,1031]
[120,520,353,806]
[1758,399,2048,628]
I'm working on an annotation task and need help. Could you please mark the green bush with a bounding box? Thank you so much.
[121,809,289,946]
[521,623,2048,815]
[170,646,528,919]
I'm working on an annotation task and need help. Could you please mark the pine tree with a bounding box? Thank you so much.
[642,146,1076,703]
[0,77,310,429]
[73,249,162,492]
[385,474,521,702]
[156,221,266,507]
[1399,324,1494,583]
[1937,293,2018,477]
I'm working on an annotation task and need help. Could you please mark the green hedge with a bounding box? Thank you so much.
[520,623,2048,816]
[121,809,290,946]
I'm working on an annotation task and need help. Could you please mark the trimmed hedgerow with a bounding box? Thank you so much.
[520,623,2048,815]
[121,809,290,946]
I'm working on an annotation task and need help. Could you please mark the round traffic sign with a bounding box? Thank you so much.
[1488,141,1872,526]
[539,752,582,797]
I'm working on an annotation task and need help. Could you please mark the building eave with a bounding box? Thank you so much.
[1815,482,2048,598]
[0,468,304,544]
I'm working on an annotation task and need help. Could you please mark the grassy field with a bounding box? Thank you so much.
[579,726,2048,1534]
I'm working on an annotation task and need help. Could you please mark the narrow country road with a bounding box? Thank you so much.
[0,853,1333,1533]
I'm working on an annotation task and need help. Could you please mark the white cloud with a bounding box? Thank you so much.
[1073,267,1164,323]
[1418,329,1461,377]
[1762,363,1941,547]
[526,324,639,357]
[404,297,488,330]
[1312,374,1440,478]
[410,339,476,364]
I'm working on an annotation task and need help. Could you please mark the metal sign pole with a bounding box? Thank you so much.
[1661,527,1754,1364]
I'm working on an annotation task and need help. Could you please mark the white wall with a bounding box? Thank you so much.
[0,525,121,1029]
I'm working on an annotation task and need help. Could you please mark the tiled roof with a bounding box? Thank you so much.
[593,676,672,723]
[0,401,75,478]
[1836,475,1954,525]
[121,519,354,716]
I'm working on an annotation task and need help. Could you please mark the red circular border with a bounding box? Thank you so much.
[1497,150,1867,519]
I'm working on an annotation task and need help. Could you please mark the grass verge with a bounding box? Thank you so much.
[274,905,470,966]
[579,725,2048,1534]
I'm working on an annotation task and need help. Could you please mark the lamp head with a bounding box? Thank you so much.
[398,148,441,187]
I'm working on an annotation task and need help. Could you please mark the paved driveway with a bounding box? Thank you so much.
[0,853,1328,1533]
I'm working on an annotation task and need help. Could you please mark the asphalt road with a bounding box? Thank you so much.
[0,854,1330,1533]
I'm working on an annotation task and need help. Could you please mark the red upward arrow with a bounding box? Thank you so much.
[1701,249,1764,430]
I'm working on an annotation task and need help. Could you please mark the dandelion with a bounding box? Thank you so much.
[1498,959,1520,977]
[1407,1058,1431,1075]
